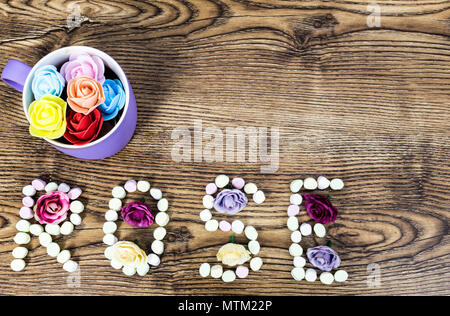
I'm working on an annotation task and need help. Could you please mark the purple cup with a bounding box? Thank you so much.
[1,46,137,160]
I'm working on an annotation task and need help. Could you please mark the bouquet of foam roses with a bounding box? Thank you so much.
[28,52,126,145]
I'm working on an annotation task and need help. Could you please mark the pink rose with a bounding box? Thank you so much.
[60,53,105,84]
[34,191,70,224]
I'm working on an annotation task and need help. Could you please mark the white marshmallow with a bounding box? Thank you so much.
[291,267,305,281]
[157,198,169,212]
[16,220,30,232]
[137,181,151,192]
[300,223,312,236]
[244,226,258,240]
[11,259,26,272]
[231,220,245,234]
[304,177,318,190]
[293,256,306,268]
[248,240,260,255]
[155,212,170,227]
[210,265,223,278]
[287,216,299,231]
[12,247,28,259]
[153,227,167,240]
[103,234,118,246]
[215,175,229,188]
[150,188,162,200]
[63,260,78,273]
[112,186,126,199]
[200,209,212,222]
[199,263,211,277]
[320,272,334,285]
[45,224,60,236]
[289,243,303,257]
[205,219,219,232]
[39,232,52,247]
[222,270,236,283]
[108,198,122,211]
[330,179,344,190]
[105,210,118,222]
[137,263,150,276]
[317,176,330,190]
[45,182,58,192]
[70,213,82,226]
[57,250,71,264]
[305,268,317,282]
[29,224,43,236]
[47,242,60,257]
[147,254,160,267]
[103,222,117,234]
[334,270,348,282]
[253,190,265,204]
[60,222,74,235]
[151,240,164,255]
[244,183,258,194]
[250,257,263,271]
[313,223,326,238]
[290,179,303,193]
[290,194,303,205]
[291,230,302,243]
[14,232,30,245]
[202,195,214,209]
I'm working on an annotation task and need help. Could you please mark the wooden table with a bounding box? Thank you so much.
[0,0,448,296]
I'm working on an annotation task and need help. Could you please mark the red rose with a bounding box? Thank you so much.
[64,108,103,145]
[304,193,338,224]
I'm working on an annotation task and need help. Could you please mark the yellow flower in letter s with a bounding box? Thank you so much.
[28,94,67,139]
[217,243,251,267]
[111,241,148,269]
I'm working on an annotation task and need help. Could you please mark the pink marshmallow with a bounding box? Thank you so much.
[32,179,46,191]
[232,178,245,190]
[287,204,300,216]
[19,207,34,219]
[219,220,231,232]
[68,187,82,200]
[205,183,218,195]
[124,180,137,193]
[22,196,34,208]
[236,266,249,278]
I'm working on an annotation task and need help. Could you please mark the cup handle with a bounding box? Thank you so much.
[1,59,32,92]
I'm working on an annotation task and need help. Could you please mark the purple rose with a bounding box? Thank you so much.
[306,246,341,272]
[304,193,338,224]
[213,189,248,215]
[121,201,154,227]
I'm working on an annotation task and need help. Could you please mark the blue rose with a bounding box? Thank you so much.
[31,65,65,100]
[98,79,126,121]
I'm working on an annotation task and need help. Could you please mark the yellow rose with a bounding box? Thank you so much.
[28,94,67,139]
[111,241,147,269]
[217,243,251,267]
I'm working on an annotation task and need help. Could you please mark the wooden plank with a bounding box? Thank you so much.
[0,0,448,295]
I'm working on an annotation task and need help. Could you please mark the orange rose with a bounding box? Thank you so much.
[67,76,105,115]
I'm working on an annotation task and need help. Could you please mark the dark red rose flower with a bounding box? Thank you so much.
[304,193,338,224]
[64,108,103,145]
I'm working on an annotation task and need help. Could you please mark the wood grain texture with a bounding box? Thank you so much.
[0,0,449,296]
